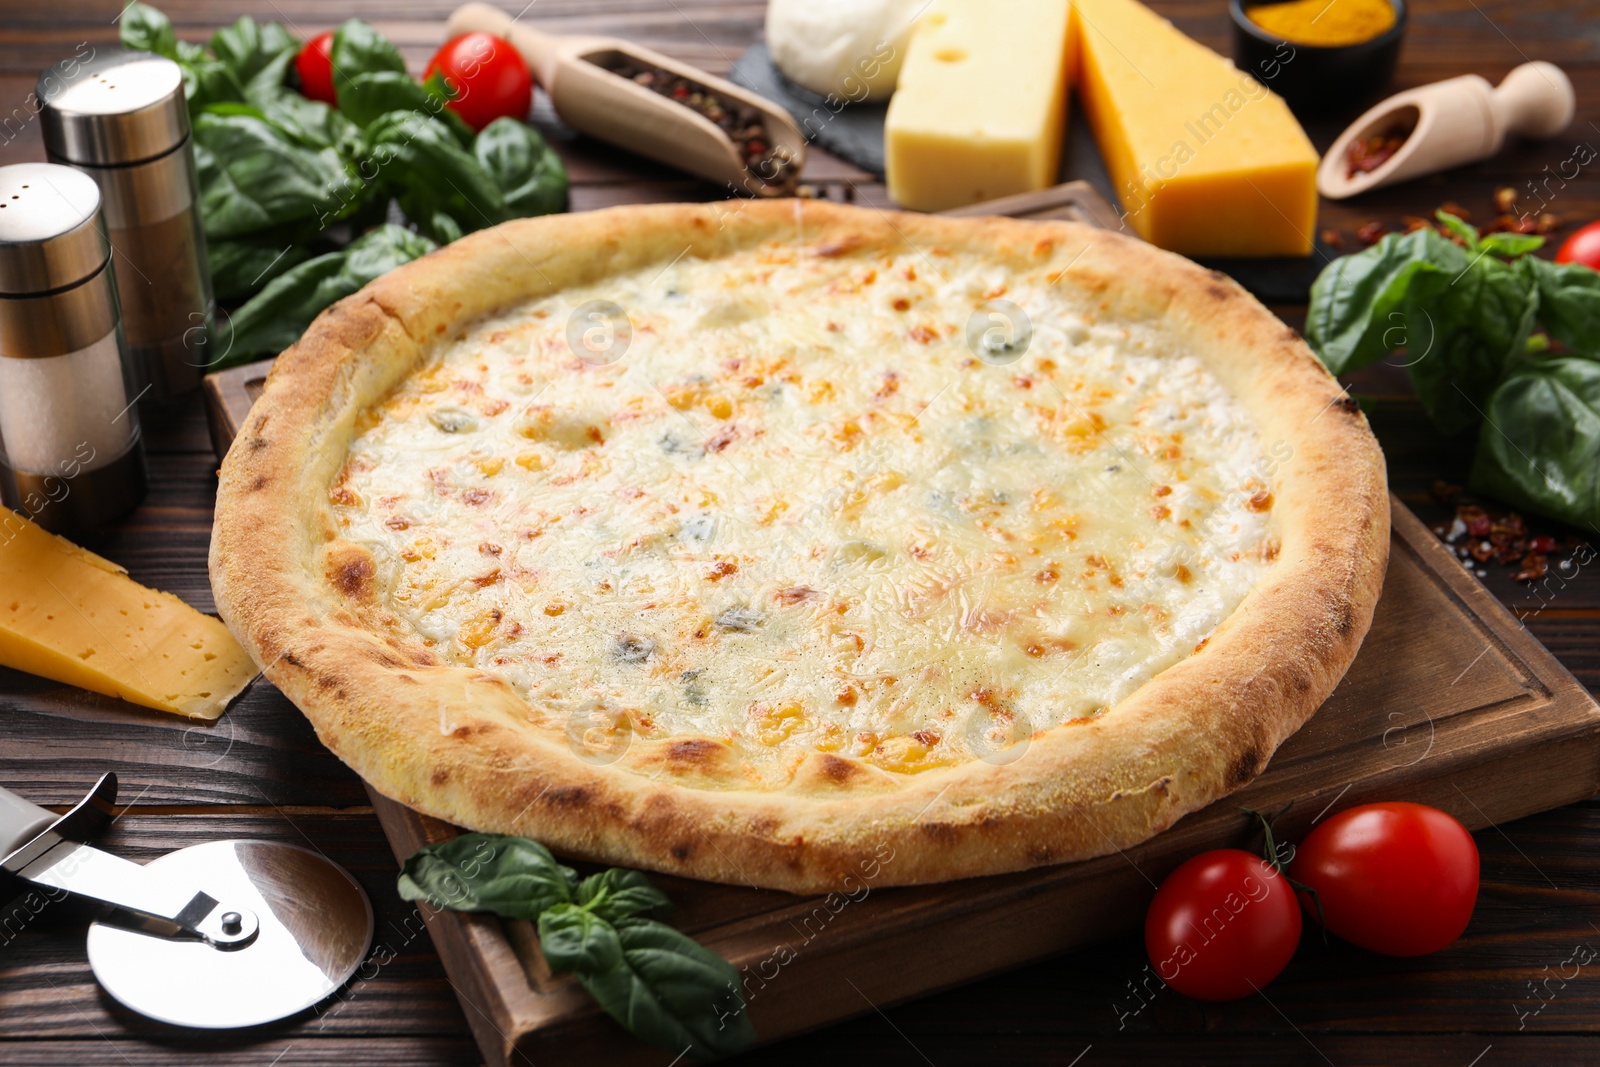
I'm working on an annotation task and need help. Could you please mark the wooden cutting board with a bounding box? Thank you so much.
[203,186,1600,1066]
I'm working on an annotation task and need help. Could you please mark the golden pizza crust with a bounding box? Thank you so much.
[210,201,1388,892]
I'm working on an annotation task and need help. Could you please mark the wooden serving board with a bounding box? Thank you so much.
[204,189,1600,1066]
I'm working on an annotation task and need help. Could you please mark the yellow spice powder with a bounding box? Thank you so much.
[1248,0,1396,47]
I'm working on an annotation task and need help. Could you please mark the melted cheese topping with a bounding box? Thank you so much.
[332,243,1279,787]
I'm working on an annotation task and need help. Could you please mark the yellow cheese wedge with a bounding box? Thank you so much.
[0,511,257,720]
[1072,0,1318,257]
[885,0,1071,211]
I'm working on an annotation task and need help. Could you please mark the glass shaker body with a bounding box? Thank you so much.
[0,163,146,534]
[41,50,213,401]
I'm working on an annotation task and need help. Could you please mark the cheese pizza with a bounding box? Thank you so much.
[210,201,1387,891]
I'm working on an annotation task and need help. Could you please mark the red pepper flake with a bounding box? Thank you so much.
[774,586,818,604]
[1513,553,1549,582]
[909,324,938,344]
[1430,480,1462,506]
[1356,221,1390,246]
[1346,126,1410,178]
[705,559,738,581]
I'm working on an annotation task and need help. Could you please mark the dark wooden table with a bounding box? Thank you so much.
[4,2,1599,1064]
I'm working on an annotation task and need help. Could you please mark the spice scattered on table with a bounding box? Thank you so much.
[1429,481,1571,583]
[595,54,799,192]
[1336,189,1563,249]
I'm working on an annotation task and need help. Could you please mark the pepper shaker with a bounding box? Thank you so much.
[0,163,146,533]
[40,48,213,400]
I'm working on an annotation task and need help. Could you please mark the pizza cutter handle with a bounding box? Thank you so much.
[0,785,55,858]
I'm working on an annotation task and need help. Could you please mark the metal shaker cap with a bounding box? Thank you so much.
[0,163,109,295]
[40,49,189,166]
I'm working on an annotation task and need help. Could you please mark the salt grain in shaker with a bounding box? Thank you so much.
[40,49,212,401]
[0,163,147,533]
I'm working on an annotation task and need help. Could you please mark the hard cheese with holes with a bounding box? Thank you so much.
[885,0,1073,211]
[0,511,256,719]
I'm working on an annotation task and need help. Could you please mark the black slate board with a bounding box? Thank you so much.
[729,43,891,175]
[733,43,1329,303]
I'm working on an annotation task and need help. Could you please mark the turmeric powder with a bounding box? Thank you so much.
[1248,0,1396,47]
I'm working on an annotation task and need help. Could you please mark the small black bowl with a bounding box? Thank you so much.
[1230,0,1406,118]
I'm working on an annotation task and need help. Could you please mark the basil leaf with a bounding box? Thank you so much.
[368,111,506,242]
[192,111,350,239]
[206,236,310,302]
[539,903,624,971]
[331,18,407,83]
[1469,354,1600,527]
[209,15,297,85]
[1480,232,1545,259]
[181,59,245,113]
[564,916,755,1058]
[1306,228,1464,376]
[1435,211,1480,251]
[119,1,178,57]
[475,117,569,219]
[339,71,475,146]
[397,831,576,919]
[1523,255,1600,352]
[1402,252,1539,436]
[576,868,673,923]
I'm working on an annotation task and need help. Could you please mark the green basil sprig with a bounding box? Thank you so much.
[214,224,436,366]
[399,833,755,1058]
[120,2,569,337]
[1306,211,1600,529]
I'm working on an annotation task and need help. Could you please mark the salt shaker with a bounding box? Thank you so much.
[40,48,212,401]
[0,163,147,533]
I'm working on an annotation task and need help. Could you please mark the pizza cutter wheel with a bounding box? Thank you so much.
[0,773,373,1029]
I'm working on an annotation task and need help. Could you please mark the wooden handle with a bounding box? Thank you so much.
[449,2,562,88]
[1491,61,1575,140]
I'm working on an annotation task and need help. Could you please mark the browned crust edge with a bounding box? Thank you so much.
[209,200,1388,892]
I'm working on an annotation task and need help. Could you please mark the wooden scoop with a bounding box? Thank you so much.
[448,2,806,195]
[1318,62,1575,200]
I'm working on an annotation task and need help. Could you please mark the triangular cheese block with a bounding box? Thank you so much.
[0,511,258,719]
[1072,0,1318,257]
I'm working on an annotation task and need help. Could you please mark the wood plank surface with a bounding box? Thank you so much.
[4,1,1600,1065]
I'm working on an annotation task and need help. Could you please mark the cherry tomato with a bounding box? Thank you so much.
[425,33,533,132]
[1145,848,1302,1001]
[1290,802,1478,957]
[296,31,338,106]
[1555,221,1600,271]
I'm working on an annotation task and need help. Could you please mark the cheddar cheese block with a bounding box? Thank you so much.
[0,510,257,719]
[1072,0,1318,257]
[885,0,1071,211]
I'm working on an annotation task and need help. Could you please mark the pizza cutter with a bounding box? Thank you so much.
[0,772,373,1029]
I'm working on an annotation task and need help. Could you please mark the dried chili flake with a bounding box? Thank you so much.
[1356,221,1390,245]
[1346,127,1409,178]
[1513,553,1549,582]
